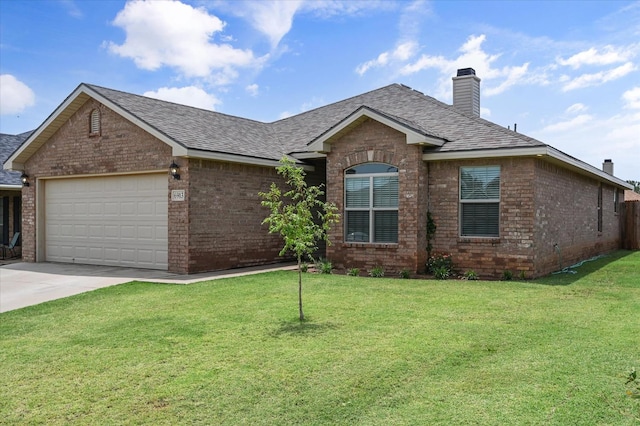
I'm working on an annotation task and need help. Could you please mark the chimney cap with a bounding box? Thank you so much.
[604,159,612,163]
[456,68,476,77]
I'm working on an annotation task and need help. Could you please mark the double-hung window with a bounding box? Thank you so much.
[460,166,500,237]
[345,163,398,243]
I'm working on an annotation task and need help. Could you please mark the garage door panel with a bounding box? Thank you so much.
[45,174,168,270]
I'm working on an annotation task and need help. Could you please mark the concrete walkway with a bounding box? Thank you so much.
[0,262,296,313]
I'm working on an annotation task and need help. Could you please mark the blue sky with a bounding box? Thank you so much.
[1,0,639,180]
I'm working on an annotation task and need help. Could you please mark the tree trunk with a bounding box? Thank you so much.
[297,256,304,321]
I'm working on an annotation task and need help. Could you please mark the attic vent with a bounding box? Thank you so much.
[90,109,101,135]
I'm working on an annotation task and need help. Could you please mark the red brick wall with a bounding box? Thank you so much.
[325,118,428,275]
[427,157,622,279]
[22,99,173,264]
[183,159,291,273]
[533,159,621,275]
[427,158,536,279]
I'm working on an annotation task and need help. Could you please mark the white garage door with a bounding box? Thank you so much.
[45,174,168,270]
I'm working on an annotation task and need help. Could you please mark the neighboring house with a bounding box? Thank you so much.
[4,69,633,278]
[0,131,31,254]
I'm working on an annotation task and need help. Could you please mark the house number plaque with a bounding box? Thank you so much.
[171,190,186,202]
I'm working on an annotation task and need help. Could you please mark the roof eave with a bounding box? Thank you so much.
[181,149,314,171]
[423,146,633,189]
[0,184,21,190]
[5,84,188,171]
[308,106,445,153]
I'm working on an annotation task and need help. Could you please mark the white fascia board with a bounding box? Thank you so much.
[4,84,187,171]
[183,149,315,171]
[545,146,633,189]
[0,184,21,190]
[422,146,548,161]
[423,146,633,190]
[4,86,89,171]
[290,152,327,160]
[84,86,187,155]
[308,108,444,153]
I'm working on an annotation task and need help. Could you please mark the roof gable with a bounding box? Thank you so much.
[307,105,446,152]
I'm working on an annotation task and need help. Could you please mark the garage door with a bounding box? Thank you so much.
[45,174,168,270]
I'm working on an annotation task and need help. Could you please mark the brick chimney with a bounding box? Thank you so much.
[452,68,481,117]
[603,159,614,175]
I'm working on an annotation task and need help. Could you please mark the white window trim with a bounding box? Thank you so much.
[345,165,398,244]
[459,166,501,238]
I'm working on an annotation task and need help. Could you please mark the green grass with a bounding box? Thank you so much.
[1,250,639,425]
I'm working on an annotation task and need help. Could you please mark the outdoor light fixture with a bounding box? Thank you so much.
[170,162,180,180]
[21,172,30,187]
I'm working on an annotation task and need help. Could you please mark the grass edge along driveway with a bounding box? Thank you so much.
[1,250,639,425]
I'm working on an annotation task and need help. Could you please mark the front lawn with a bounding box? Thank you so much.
[1,250,639,425]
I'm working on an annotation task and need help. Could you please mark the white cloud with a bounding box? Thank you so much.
[483,63,530,96]
[400,34,536,99]
[0,74,35,115]
[557,45,636,69]
[143,86,221,110]
[561,62,637,91]
[540,114,594,133]
[623,87,640,109]
[533,110,640,180]
[566,103,588,114]
[245,84,259,96]
[222,0,394,49]
[59,0,83,19]
[237,0,303,48]
[356,41,418,75]
[107,0,260,81]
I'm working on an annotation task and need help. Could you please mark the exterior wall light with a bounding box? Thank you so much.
[170,162,180,180]
[21,172,30,187]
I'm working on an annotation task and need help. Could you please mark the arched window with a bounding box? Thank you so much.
[89,109,100,135]
[344,163,398,243]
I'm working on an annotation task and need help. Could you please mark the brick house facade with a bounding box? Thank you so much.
[4,69,632,277]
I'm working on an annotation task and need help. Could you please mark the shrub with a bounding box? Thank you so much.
[433,266,450,280]
[518,270,527,280]
[399,269,411,279]
[369,266,385,278]
[427,253,453,277]
[347,268,360,277]
[316,258,333,274]
[503,270,513,281]
[463,270,479,280]
[300,262,309,273]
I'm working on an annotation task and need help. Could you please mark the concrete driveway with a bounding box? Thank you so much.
[0,262,296,313]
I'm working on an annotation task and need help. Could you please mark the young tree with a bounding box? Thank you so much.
[260,157,339,321]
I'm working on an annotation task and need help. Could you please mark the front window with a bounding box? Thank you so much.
[345,163,398,243]
[460,166,500,237]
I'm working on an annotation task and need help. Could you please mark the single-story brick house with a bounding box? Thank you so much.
[4,69,633,278]
[0,131,32,255]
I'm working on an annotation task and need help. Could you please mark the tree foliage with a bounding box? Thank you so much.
[260,157,339,321]
[627,180,640,194]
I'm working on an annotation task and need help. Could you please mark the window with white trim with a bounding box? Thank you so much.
[460,166,500,237]
[90,109,100,135]
[345,163,398,243]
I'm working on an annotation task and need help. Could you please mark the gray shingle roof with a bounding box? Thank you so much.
[87,83,546,162]
[272,84,546,153]
[1,131,32,186]
[88,85,283,161]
